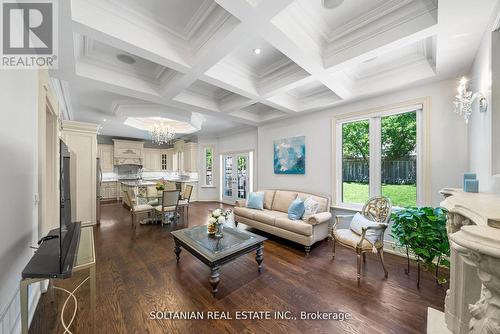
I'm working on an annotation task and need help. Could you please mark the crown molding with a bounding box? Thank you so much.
[323,0,438,62]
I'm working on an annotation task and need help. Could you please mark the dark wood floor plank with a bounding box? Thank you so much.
[29,202,446,334]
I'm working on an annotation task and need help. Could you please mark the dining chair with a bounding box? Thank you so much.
[146,186,159,206]
[165,181,177,191]
[331,196,392,286]
[124,190,154,228]
[178,185,193,223]
[155,190,180,226]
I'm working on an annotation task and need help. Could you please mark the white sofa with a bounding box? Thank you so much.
[234,190,332,254]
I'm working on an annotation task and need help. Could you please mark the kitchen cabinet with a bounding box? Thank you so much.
[61,120,98,225]
[101,181,117,199]
[97,144,114,172]
[183,142,198,172]
[143,148,162,171]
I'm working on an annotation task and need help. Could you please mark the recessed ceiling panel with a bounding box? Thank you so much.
[75,35,180,88]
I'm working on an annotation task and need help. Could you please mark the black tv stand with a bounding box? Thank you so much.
[20,225,96,334]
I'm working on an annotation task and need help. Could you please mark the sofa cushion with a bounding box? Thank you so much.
[297,192,329,213]
[275,217,313,236]
[350,212,385,245]
[272,191,298,213]
[263,190,276,209]
[234,207,256,220]
[247,191,264,210]
[253,210,288,225]
[302,197,320,220]
[288,198,305,220]
[333,229,373,251]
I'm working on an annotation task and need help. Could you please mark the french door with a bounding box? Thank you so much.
[222,152,251,203]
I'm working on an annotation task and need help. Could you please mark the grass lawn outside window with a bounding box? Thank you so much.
[342,182,417,207]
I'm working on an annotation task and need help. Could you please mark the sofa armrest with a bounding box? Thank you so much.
[305,212,332,225]
[235,200,246,208]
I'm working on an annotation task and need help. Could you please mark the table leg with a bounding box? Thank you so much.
[174,243,182,263]
[90,264,96,334]
[20,279,29,334]
[256,245,264,273]
[209,266,220,297]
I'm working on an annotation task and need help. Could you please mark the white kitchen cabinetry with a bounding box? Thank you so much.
[97,144,114,171]
[143,148,162,171]
[61,120,98,225]
[101,181,117,199]
[183,142,198,172]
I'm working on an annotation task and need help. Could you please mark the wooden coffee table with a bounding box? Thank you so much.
[171,225,266,296]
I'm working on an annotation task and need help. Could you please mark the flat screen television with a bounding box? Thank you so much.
[22,140,81,279]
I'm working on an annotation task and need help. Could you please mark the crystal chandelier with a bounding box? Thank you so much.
[149,122,175,145]
[453,76,487,124]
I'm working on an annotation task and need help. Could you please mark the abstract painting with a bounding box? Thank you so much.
[274,136,305,174]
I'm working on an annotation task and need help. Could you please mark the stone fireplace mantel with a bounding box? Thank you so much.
[428,188,500,334]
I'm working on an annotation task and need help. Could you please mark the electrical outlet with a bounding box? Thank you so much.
[34,193,40,205]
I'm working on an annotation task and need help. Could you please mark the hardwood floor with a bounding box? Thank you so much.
[30,202,447,334]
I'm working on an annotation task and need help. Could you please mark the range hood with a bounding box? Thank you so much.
[114,157,143,166]
[112,139,144,166]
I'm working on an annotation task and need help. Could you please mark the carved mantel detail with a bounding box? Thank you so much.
[451,228,500,334]
[440,188,500,334]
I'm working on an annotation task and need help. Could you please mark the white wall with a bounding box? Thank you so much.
[258,79,468,207]
[468,25,500,193]
[0,70,41,333]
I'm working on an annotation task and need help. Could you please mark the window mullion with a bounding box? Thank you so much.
[370,117,381,198]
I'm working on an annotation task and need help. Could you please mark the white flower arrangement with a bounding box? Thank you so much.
[209,208,232,225]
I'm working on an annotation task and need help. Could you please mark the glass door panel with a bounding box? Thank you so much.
[222,153,250,203]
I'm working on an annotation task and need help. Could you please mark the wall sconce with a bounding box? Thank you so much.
[453,76,487,124]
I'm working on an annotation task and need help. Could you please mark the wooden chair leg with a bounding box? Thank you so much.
[377,247,389,278]
[357,251,362,287]
[363,253,366,263]
[331,238,336,259]
[131,213,135,228]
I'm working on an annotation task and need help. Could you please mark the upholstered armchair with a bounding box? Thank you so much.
[331,196,391,286]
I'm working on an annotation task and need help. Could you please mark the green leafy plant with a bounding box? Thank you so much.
[391,207,449,286]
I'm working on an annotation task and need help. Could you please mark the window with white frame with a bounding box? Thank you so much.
[335,104,426,208]
[203,146,214,186]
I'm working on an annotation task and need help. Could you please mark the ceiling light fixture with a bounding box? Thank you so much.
[253,48,262,55]
[116,54,136,64]
[453,76,487,124]
[149,122,175,145]
[322,0,344,9]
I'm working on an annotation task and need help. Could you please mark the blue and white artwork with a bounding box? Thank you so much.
[274,136,305,174]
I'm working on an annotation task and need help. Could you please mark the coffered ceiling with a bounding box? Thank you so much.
[51,0,499,139]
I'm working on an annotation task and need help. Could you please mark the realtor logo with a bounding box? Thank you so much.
[1,0,58,69]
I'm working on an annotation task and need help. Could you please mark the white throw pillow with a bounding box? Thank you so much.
[302,197,320,220]
[349,212,385,245]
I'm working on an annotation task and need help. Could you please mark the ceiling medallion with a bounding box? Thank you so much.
[149,122,175,145]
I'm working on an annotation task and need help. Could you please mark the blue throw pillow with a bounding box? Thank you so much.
[288,198,305,220]
[247,192,264,210]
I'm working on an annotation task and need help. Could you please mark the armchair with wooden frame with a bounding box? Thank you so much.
[331,196,392,286]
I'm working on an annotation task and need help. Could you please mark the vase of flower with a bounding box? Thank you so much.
[208,208,232,238]
[156,178,166,195]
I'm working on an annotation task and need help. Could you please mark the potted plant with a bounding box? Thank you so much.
[391,207,449,287]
